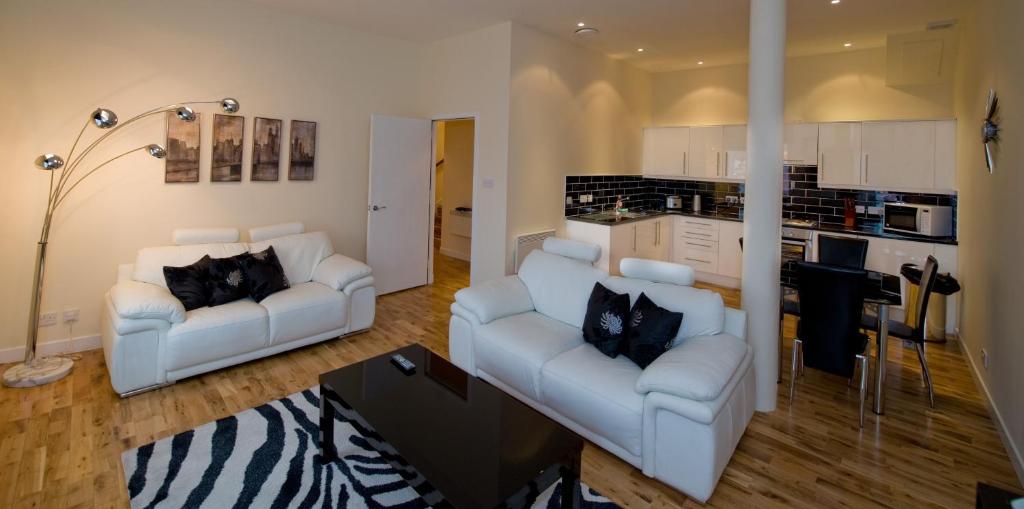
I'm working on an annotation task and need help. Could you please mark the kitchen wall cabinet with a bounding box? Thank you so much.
[862,121,936,190]
[688,126,724,179]
[817,122,863,187]
[722,125,748,179]
[642,127,689,177]
[816,119,956,193]
[783,123,819,165]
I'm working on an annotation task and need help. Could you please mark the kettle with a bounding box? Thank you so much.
[666,195,682,209]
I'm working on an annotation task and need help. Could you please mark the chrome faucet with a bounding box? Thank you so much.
[614,195,624,215]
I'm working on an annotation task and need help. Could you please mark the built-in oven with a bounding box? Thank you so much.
[781,220,816,264]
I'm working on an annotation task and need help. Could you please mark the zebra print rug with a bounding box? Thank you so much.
[122,387,619,508]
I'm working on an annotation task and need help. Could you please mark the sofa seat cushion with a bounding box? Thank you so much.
[635,333,748,402]
[260,282,347,345]
[541,344,644,456]
[474,312,584,400]
[165,299,269,371]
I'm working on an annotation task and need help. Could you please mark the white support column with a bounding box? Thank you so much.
[743,0,786,412]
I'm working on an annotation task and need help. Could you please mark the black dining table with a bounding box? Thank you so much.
[780,260,903,414]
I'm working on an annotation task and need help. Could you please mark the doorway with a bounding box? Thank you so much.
[430,119,474,282]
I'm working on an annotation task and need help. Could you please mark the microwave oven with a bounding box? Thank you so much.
[883,202,953,237]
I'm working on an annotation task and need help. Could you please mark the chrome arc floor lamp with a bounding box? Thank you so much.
[2,97,240,388]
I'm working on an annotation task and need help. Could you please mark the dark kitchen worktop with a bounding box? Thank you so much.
[567,209,957,245]
[794,222,959,245]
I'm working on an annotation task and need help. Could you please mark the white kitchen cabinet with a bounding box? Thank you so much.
[717,221,744,279]
[565,217,669,275]
[687,126,724,179]
[671,216,743,287]
[862,121,936,190]
[642,127,689,177]
[933,120,957,191]
[817,122,863,187]
[783,123,819,165]
[722,125,748,179]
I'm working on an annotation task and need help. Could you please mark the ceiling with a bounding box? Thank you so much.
[246,0,970,72]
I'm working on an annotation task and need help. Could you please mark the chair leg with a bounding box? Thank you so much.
[798,342,805,376]
[857,354,869,428]
[789,339,802,402]
[915,343,935,408]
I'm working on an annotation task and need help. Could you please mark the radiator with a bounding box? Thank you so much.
[514,230,556,272]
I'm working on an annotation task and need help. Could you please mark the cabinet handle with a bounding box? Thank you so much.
[686,221,712,226]
[656,222,660,246]
[683,152,688,176]
[820,153,825,181]
[684,257,706,263]
[687,242,712,248]
[633,225,637,251]
[864,153,869,184]
[724,152,729,177]
[717,152,721,176]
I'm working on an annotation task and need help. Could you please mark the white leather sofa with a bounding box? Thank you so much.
[448,238,755,502]
[101,224,375,396]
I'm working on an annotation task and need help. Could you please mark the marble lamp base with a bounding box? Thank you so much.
[2,356,73,387]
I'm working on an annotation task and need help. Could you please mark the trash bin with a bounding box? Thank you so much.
[901,263,961,343]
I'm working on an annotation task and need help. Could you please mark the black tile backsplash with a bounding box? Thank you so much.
[565,170,957,238]
[564,175,744,218]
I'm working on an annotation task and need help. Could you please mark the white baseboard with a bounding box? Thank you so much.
[961,335,1024,486]
[439,247,471,262]
[0,334,101,364]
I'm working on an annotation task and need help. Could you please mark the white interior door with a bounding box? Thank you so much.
[367,114,432,295]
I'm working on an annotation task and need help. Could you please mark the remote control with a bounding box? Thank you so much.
[390,354,416,375]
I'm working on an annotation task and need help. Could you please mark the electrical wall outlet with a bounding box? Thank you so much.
[867,206,883,215]
[39,311,58,327]
[855,205,866,213]
[63,308,80,323]
[981,348,990,369]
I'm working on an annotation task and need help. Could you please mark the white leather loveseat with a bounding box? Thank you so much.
[101,223,375,396]
[448,238,755,502]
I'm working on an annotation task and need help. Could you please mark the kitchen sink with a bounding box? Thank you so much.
[577,210,655,223]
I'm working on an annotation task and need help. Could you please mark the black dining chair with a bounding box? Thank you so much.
[779,234,869,381]
[789,262,871,427]
[818,234,869,268]
[862,255,939,407]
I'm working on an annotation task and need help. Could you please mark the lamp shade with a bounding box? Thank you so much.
[34,154,65,170]
[147,144,167,158]
[221,98,240,113]
[91,108,118,128]
[175,106,196,122]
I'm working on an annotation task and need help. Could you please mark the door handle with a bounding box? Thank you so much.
[370,205,387,211]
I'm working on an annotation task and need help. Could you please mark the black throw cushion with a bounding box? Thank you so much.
[623,292,684,368]
[207,254,250,306]
[163,255,212,311]
[240,246,290,302]
[581,282,631,358]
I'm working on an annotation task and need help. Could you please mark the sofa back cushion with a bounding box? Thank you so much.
[134,243,248,288]
[517,250,605,328]
[603,276,725,346]
[248,231,334,285]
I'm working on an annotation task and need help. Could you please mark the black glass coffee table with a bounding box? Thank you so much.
[319,344,584,508]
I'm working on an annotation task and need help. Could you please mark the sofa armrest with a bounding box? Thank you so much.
[313,254,373,291]
[636,334,748,402]
[453,275,534,324]
[723,307,746,340]
[109,280,185,324]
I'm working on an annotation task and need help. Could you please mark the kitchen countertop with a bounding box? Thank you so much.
[566,209,957,245]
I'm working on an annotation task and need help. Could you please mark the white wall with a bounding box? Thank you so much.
[953,0,1024,482]
[652,47,956,126]
[417,23,512,284]
[438,120,474,261]
[507,23,651,273]
[0,0,423,352]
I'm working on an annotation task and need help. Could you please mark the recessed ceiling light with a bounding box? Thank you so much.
[831,0,841,4]
[637,48,644,52]
[574,27,599,36]
[844,42,852,47]
[697,60,704,65]
[577,21,585,27]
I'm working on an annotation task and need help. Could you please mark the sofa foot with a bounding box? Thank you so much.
[118,382,174,398]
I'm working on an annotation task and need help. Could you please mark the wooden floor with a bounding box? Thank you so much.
[0,253,1019,508]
